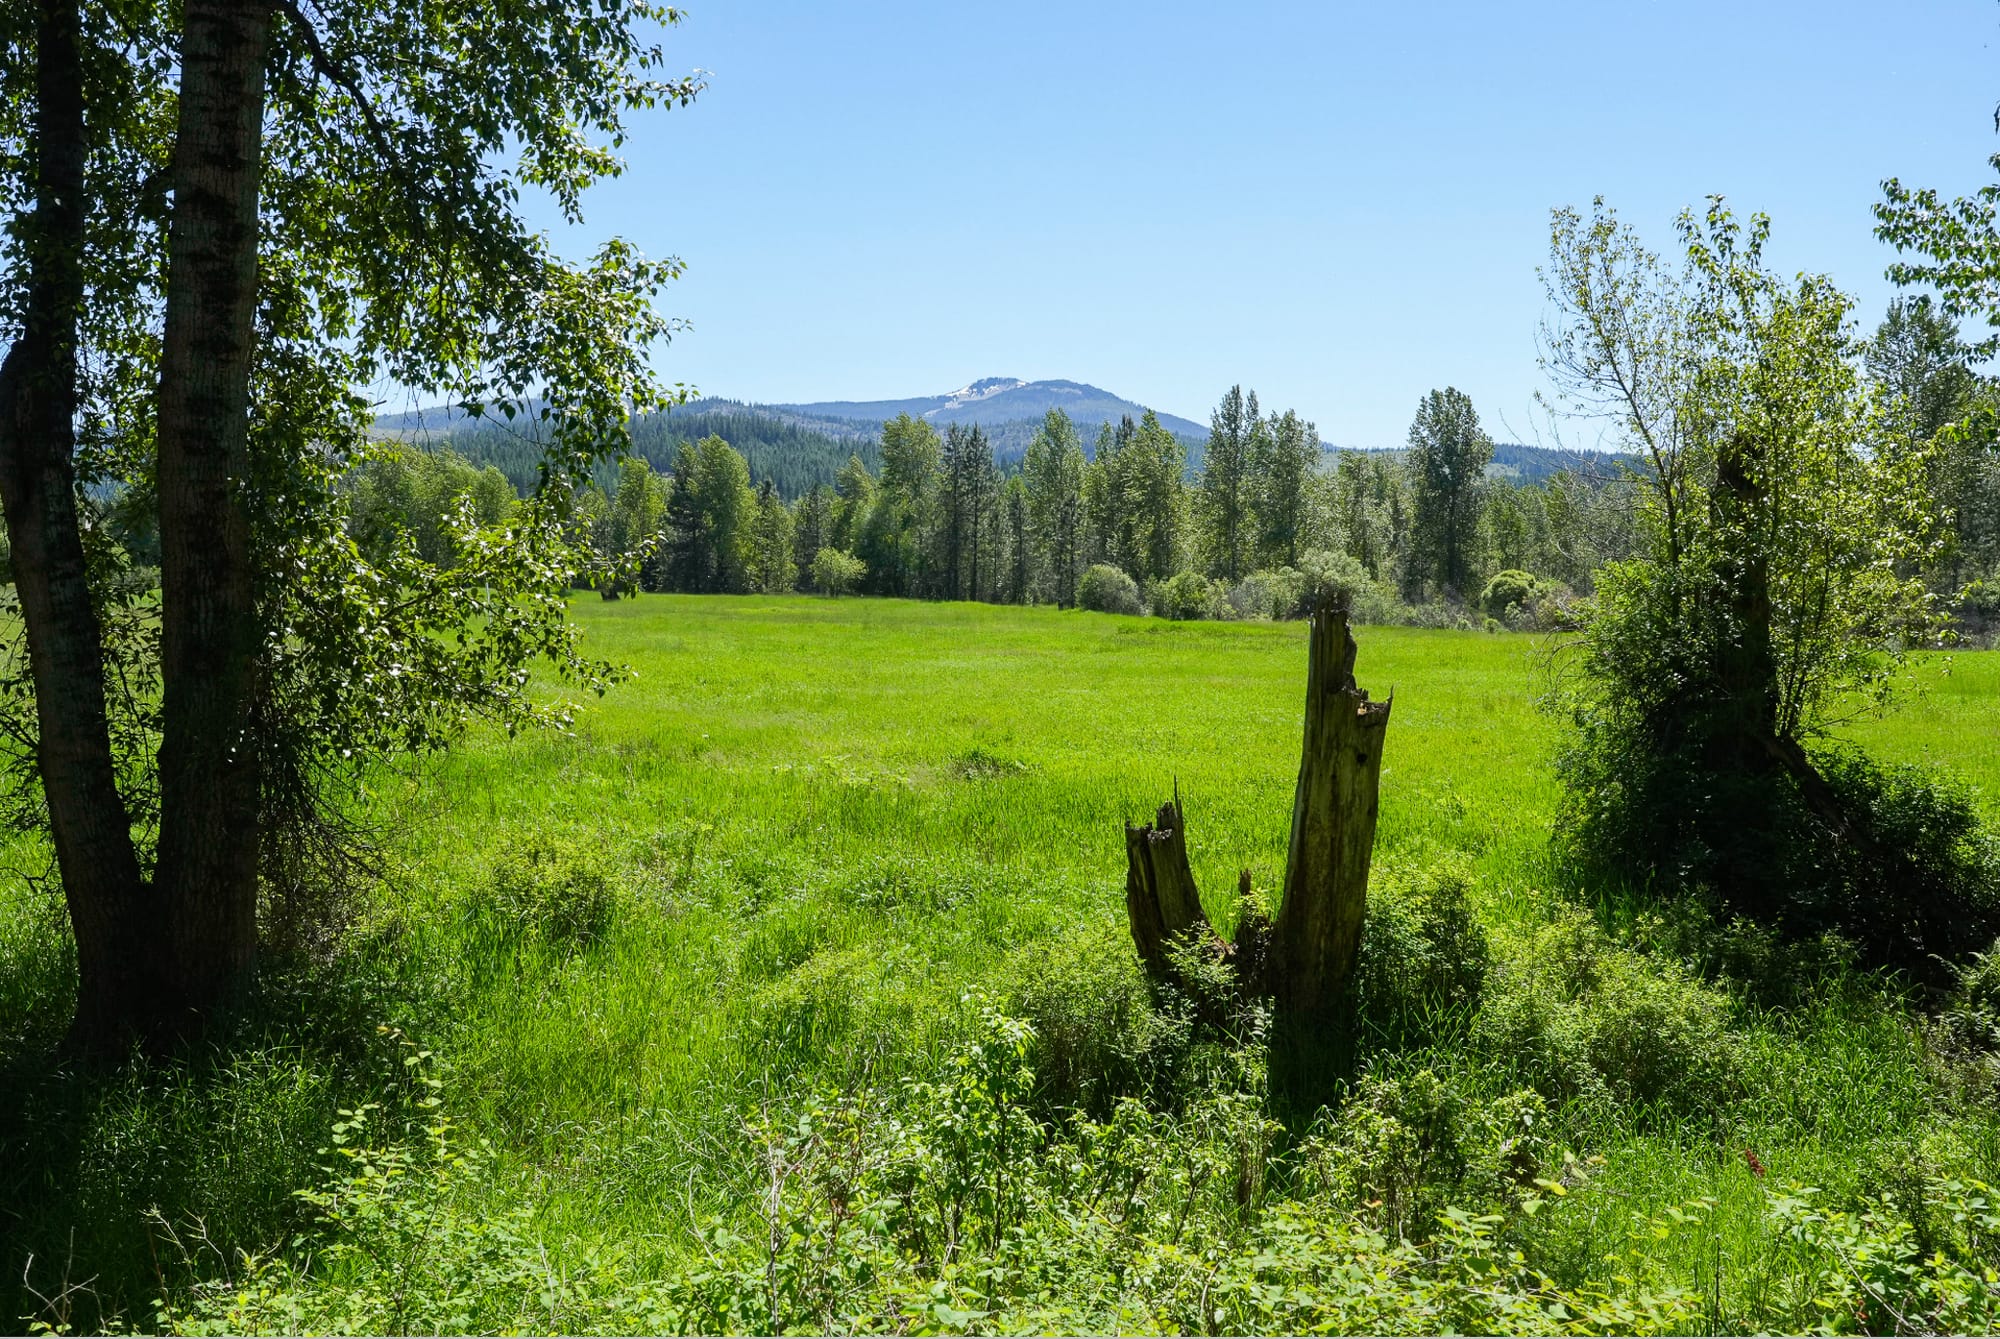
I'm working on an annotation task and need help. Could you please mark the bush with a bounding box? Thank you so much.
[1153,570,1228,621]
[1478,569,1539,618]
[1226,570,1293,620]
[1563,719,2000,986]
[809,546,865,596]
[1476,909,1742,1115]
[1352,861,1491,1051]
[1797,750,2000,982]
[1076,563,1142,615]
[1281,550,1405,623]
[468,835,620,950]
[1009,927,1194,1116]
[1292,1070,1550,1242]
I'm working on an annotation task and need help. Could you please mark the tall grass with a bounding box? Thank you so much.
[1,594,1996,1331]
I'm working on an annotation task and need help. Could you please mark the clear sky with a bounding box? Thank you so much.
[528,0,2000,447]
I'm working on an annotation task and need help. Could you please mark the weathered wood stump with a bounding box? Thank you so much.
[1123,598,1391,1014]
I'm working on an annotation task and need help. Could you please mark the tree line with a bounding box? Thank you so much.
[530,390,1647,624]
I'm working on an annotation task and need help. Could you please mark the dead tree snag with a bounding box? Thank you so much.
[1122,599,1391,1015]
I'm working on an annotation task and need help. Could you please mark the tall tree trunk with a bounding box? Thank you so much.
[1269,601,1392,1012]
[1710,431,1846,837]
[1122,601,1391,1016]
[0,0,155,1051]
[152,0,271,1028]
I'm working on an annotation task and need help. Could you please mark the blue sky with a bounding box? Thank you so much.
[530,0,2000,447]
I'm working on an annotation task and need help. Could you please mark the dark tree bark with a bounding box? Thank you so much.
[1708,432,1845,832]
[1269,602,1392,1012]
[151,0,272,1028]
[1122,601,1390,1015]
[0,0,158,1051]
[1123,790,1225,976]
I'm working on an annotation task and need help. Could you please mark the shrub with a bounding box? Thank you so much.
[468,835,620,950]
[1287,550,1407,623]
[1153,570,1228,621]
[1352,861,1491,1051]
[1292,1070,1550,1241]
[1799,750,2000,982]
[809,546,865,595]
[1076,563,1142,615]
[1476,909,1742,1115]
[1010,928,1194,1115]
[1563,725,2000,986]
[1478,569,1539,619]
[1226,569,1292,620]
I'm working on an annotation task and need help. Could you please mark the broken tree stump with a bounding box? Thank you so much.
[1121,598,1391,1015]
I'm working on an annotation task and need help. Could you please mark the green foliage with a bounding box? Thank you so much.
[1406,388,1494,597]
[152,1007,2000,1336]
[1544,199,1969,975]
[1766,1180,2000,1335]
[1022,409,1087,607]
[346,442,516,568]
[1477,909,1742,1116]
[1292,1069,1552,1243]
[1352,862,1492,1051]
[1153,569,1230,621]
[1008,928,1196,1116]
[468,836,621,951]
[1799,750,2000,980]
[810,547,866,596]
[154,1038,622,1337]
[1480,568,1541,619]
[1076,562,1143,615]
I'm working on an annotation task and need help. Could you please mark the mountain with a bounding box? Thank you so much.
[374,381,1635,498]
[765,377,1212,442]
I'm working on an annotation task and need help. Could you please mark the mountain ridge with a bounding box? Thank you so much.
[760,376,1212,441]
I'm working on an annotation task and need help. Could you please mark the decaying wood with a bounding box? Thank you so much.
[1122,787,1225,976]
[1121,599,1391,1015]
[1269,602,1392,1011]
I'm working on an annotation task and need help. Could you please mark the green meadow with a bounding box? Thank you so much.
[4,594,1999,1331]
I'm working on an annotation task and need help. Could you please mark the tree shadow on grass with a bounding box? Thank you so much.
[0,943,424,1332]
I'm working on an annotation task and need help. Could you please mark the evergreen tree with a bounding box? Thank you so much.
[1083,421,1122,568]
[1023,408,1087,605]
[1252,407,1319,569]
[1003,476,1031,605]
[1198,385,1256,580]
[794,484,832,591]
[749,479,796,594]
[1405,388,1492,597]
[1867,298,1999,586]
[683,435,757,593]
[1127,411,1186,584]
[939,423,996,600]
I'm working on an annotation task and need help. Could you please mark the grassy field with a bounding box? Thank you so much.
[3,594,1999,1331]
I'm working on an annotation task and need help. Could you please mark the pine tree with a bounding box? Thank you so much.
[1405,388,1493,598]
[794,484,832,590]
[1003,476,1031,605]
[1253,407,1319,569]
[1083,421,1121,568]
[1198,385,1255,581]
[663,444,709,593]
[1128,411,1186,584]
[1023,408,1087,605]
